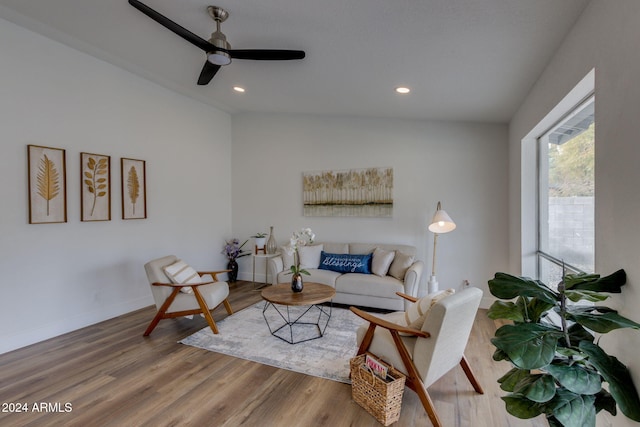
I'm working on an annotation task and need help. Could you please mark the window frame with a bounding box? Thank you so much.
[535,93,595,281]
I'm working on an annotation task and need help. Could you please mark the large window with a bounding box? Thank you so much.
[537,95,594,287]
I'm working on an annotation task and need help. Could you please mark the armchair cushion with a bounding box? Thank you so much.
[162,259,202,294]
[405,288,455,329]
[389,251,415,280]
[371,247,395,277]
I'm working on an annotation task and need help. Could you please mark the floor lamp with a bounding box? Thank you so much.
[427,201,456,294]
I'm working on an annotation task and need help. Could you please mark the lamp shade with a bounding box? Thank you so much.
[428,202,456,234]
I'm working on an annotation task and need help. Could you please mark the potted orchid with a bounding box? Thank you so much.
[284,227,315,292]
[222,238,250,282]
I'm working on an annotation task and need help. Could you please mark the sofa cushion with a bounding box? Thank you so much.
[298,244,324,269]
[277,268,341,287]
[372,247,395,277]
[319,252,372,274]
[281,246,295,271]
[322,242,349,254]
[350,243,416,257]
[389,251,415,280]
[405,288,455,329]
[335,273,404,299]
[162,259,201,294]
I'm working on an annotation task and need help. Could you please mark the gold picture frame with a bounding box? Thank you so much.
[81,152,111,222]
[27,145,67,224]
[121,158,147,220]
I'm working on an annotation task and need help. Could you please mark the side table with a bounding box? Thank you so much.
[252,252,279,289]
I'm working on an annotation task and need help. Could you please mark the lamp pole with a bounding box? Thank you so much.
[427,201,456,295]
[428,233,440,293]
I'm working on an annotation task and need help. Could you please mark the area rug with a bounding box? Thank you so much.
[179,302,367,383]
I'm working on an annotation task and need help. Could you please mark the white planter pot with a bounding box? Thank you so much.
[255,237,266,249]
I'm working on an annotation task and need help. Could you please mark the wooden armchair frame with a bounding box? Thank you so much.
[350,291,483,427]
[144,270,233,336]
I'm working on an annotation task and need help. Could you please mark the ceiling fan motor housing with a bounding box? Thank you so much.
[207,6,231,65]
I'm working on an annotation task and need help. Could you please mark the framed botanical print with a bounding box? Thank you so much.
[27,145,67,224]
[81,152,111,221]
[121,157,147,219]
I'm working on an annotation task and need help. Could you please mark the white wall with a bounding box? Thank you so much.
[509,1,640,425]
[0,17,232,354]
[231,113,509,306]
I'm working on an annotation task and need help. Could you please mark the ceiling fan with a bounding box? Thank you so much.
[128,0,306,85]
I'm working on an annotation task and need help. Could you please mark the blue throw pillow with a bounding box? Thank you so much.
[319,251,372,274]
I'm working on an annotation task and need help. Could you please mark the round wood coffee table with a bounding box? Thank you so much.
[261,282,336,344]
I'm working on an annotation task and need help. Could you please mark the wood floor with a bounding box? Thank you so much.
[0,281,545,427]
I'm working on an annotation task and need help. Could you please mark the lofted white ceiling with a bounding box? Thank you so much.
[0,0,591,123]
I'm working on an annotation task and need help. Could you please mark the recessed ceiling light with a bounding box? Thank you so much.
[233,86,245,93]
[395,87,411,94]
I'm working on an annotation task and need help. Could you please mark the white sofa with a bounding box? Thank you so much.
[267,242,424,311]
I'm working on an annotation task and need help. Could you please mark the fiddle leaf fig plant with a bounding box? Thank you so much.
[488,269,640,427]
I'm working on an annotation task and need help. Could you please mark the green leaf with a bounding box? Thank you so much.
[579,341,640,421]
[548,389,596,427]
[502,395,544,419]
[489,273,558,304]
[545,363,601,395]
[498,368,530,392]
[546,416,563,427]
[492,323,561,369]
[567,307,640,333]
[594,389,617,416]
[513,374,556,403]
[492,348,509,362]
[526,298,556,323]
[566,323,594,347]
[487,301,524,322]
[565,289,610,303]
[565,269,626,293]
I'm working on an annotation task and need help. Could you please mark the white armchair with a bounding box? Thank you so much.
[143,255,233,336]
[351,287,483,427]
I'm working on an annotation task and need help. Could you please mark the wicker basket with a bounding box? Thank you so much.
[350,353,406,426]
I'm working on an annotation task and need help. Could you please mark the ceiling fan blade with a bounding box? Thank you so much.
[129,0,213,52]
[197,61,221,86]
[229,49,306,61]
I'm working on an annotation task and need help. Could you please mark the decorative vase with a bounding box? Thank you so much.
[291,272,304,292]
[266,226,277,254]
[227,260,238,282]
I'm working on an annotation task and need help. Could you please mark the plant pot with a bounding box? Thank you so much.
[255,237,266,250]
[291,273,304,293]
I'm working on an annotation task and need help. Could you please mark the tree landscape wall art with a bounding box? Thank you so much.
[121,158,146,220]
[28,145,67,224]
[303,167,393,217]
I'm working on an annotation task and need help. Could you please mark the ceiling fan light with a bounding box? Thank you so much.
[207,51,231,66]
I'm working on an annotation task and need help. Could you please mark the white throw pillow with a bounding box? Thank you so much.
[371,247,395,277]
[404,289,455,329]
[281,246,295,271]
[163,259,202,294]
[388,251,414,280]
[298,244,324,269]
